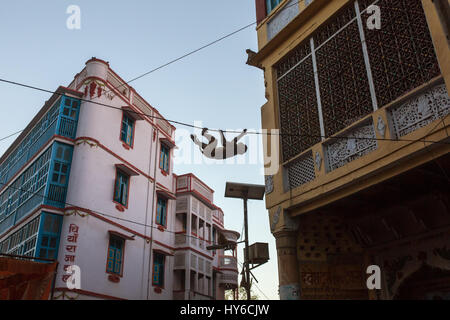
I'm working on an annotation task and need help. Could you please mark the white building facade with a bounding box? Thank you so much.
[0,58,239,300]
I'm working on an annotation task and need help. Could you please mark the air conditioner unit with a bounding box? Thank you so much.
[244,242,269,265]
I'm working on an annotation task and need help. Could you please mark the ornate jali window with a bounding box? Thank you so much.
[276,42,321,162]
[275,0,442,164]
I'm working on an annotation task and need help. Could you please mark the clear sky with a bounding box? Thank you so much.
[0,1,277,299]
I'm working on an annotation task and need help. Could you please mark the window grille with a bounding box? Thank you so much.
[285,151,316,190]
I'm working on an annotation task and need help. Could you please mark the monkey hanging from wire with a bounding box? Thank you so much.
[190,128,248,160]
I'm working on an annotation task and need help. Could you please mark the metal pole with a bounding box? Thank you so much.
[50,262,59,300]
[243,196,251,300]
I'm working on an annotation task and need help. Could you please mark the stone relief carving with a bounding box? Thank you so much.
[325,122,378,172]
[389,83,450,139]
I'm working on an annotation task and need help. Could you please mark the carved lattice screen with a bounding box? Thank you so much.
[361,0,441,107]
[276,0,441,164]
[315,5,373,138]
[276,43,321,162]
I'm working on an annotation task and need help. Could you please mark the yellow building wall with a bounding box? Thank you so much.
[254,0,450,233]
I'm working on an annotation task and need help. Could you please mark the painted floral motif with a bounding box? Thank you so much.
[64,209,88,218]
[83,79,107,99]
[75,139,99,148]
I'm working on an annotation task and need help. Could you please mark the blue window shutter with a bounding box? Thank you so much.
[114,171,129,206]
[121,114,134,147]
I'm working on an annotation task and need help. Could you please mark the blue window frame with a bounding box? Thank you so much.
[107,235,124,275]
[58,96,80,139]
[114,170,129,207]
[152,252,165,287]
[266,0,283,14]
[45,143,73,208]
[37,213,62,260]
[156,197,167,227]
[159,144,170,173]
[120,113,135,147]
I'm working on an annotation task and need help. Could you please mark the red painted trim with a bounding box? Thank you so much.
[154,287,162,294]
[53,288,125,300]
[108,230,134,241]
[76,76,175,141]
[115,163,140,177]
[156,189,176,200]
[153,248,174,257]
[153,240,175,251]
[58,86,84,97]
[85,57,110,67]
[64,206,151,242]
[212,218,224,228]
[159,137,176,149]
[75,137,155,182]
[176,173,215,193]
[115,204,125,212]
[108,274,121,283]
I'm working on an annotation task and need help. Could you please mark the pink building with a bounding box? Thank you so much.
[0,58,239,300]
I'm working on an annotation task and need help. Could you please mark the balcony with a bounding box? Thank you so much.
[261,0,450,215]
[212,209,223,226]
[219,256,238,270]
[271,77,450,215]
[0,90,81,186]
[218,271,239,289]
[253,0,319,51]
[176,174,214,204]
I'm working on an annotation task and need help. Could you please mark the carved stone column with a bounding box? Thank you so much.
[274,230,300,300]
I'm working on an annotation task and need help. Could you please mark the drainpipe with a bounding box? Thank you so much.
[146,127,159,300]
[141,124,154,298]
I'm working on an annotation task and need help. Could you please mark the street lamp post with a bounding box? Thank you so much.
[225,182,265,301]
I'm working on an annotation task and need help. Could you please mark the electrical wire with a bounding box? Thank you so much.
[0,130,24,142]
[0,181,220,246]
[93,0,309,98]
[0,77,449,146]
[237,260,271,300]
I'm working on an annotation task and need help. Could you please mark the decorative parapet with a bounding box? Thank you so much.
[324,120,378,172]
[388,83,450,139]
[176,174,214,204]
